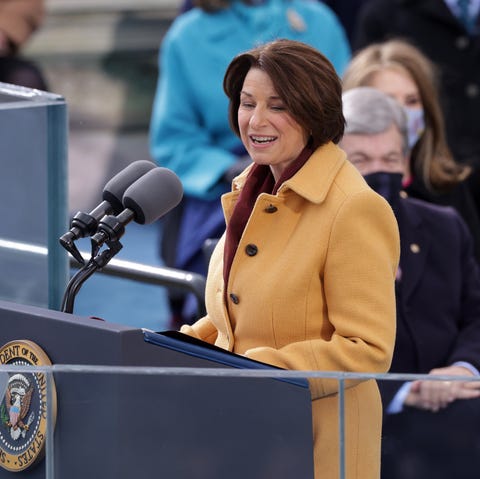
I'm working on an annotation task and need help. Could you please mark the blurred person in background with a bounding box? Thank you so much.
[341,86,480,479]
[352,0,480,217]
[322,0,370,44]
[343,39,480,261]
[180,0,369,45]
[149,0,350,326]
[0,0,47,90]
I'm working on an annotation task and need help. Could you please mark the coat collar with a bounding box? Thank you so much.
[396,197,431,303]
[230,141,347,204]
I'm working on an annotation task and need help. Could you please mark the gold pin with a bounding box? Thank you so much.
[410,243,420,253]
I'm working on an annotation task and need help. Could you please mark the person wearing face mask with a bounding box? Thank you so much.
[342,39,480,262]
[352,0,480,214]
[341,86,480,479]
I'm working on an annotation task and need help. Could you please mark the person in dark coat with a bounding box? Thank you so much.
[340,86,480,479]
[352,0,480,213]
[343,38,480,262]
[322,0,370,44]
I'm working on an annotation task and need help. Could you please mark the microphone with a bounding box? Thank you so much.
[90,167,183,256]
[59,160,155,263]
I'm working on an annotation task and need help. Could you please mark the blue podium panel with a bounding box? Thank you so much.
[0,301,314,478]
[0,83,68,310]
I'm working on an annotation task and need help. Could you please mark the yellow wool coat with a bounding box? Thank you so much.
[181,142,400,478]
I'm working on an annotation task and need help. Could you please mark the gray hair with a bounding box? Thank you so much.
[342,87,409,155]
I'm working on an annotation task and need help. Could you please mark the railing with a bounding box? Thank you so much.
[0,238,206,317]
[0,363,477,478]
[69,253,207,317]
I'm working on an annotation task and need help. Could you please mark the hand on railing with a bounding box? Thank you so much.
[405,365,480,412]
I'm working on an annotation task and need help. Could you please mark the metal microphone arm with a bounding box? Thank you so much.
[61,239,123,314]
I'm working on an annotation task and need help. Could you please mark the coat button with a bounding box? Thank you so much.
[466,83,479,98]
[229,293,239,304]
[245,243,258,256]
[264,204,278,213]
[456,36,469,49]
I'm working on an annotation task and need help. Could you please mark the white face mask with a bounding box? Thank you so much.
[403,106,425,149]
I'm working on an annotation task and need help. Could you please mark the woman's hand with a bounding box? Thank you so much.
[405,365,480,412]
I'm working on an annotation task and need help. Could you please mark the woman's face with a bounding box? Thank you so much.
[238,68,308,181]
[368,67,422,110]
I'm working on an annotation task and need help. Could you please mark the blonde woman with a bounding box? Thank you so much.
[343,39,480,260]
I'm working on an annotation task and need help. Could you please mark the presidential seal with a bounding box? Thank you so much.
[0,340,57,471]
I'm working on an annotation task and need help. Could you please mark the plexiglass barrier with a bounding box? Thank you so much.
[0,364,478,479]
[0,301,477,478]
[0,83,68,310]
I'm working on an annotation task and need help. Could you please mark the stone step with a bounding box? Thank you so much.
[24,3,176,130]
[26,1,177,57]
[46,0,179,14]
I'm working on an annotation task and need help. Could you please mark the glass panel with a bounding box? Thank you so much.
[9,368,479,479]
[0,300,479,478]
[377,374,480,479]
[0,83,68,310]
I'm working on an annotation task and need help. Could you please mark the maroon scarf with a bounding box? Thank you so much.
[223,145,313,284]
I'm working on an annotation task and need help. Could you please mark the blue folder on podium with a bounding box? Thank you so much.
[0,300,314,478]
[145,329,309,387]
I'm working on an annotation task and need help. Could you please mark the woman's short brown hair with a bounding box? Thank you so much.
[223,39,345,149]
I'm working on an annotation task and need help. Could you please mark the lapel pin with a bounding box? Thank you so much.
[410,243,420,253]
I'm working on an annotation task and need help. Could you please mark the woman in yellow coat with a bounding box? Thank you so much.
[180,39,400,478]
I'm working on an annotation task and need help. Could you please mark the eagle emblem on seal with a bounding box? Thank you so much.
[4,374,34,441]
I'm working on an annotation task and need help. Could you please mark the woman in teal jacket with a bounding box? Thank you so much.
[149,0,350,324]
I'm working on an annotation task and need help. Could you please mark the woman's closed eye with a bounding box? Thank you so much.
[240,100,255,109]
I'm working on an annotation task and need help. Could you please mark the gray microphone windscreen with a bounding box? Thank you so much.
[102,160,156,213]
[122,167,184,224]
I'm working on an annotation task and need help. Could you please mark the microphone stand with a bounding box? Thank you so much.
[61,239,123,314]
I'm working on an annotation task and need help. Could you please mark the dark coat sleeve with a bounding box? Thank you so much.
[406,176,480,264]
[447,213,480,369]
[380,200,480,408]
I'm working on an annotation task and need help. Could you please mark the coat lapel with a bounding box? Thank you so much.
[222,141,347,219]
[397,198,431,303]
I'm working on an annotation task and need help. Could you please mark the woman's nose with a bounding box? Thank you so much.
[249,107,267,128]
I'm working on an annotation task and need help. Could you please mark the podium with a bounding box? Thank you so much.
[0,300,314,478]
